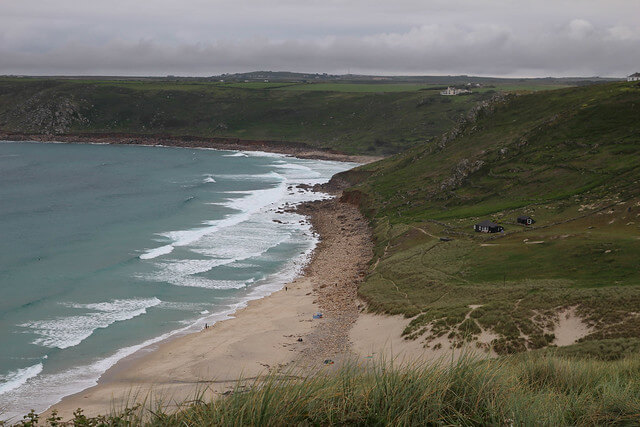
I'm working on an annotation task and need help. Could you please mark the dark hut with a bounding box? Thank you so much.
[517,215,535,225]
[474,220,504,233]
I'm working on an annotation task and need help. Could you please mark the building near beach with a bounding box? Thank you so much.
[474,220,504,233]
[628,73,640,82]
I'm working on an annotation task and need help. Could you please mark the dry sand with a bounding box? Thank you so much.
[350,312,498,367]
[552,307,593,346]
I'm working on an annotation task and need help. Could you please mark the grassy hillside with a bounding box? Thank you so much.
[342,81,640,354]
[0,77,569,155]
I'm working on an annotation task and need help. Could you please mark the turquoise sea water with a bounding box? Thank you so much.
[0,141,354,419]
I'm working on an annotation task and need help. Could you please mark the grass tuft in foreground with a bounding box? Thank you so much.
[8,354,640,426]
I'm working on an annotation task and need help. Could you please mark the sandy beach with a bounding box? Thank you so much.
[43,193,374,419]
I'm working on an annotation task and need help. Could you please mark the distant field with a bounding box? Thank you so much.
[38,79,573,94]
[74,80,225,91]
[476,83,573,93]
[220,82,300,90]
[275,83,445,92]
[241,82,572,93]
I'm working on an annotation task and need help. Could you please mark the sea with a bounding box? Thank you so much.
[0,141,355,420]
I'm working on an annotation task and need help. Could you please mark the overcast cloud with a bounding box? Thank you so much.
[1,0,639,77]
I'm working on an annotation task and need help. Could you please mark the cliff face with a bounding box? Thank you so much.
[3,93,88,134]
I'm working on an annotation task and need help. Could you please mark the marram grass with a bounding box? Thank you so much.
[7,353,640,426]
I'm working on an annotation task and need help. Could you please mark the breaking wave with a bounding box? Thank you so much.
[19,298,162,349]
[0,363,43,395]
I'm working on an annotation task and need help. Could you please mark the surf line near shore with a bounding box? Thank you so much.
[43,193,375,420]
[0,141,364,421]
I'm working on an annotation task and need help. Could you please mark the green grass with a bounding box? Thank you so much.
[476,83,573,93]
[221,82,300,90]
[68,80,226,91]
[276,82,571,93]
[339,81,640,354]
[276,83,446,92]
[14,354,640,426]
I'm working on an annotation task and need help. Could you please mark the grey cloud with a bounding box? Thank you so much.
[1,1,639,77]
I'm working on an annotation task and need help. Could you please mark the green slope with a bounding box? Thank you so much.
[343,81,640,354]
[0,78,498,155]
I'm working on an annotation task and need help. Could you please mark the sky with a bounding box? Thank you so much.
[1,0,639,77]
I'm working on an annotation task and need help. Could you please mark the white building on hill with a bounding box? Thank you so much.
[628,73,640,82]
[440,86,471,96]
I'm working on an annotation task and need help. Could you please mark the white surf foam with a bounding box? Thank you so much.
[139,245,174,260]
[157,301,210,311]
[212,171,284,181]
[225,262,260,268]
[139,176,287,260]
[240,150,286,158]
[142,198,299,289]
[0,299,252,421]
[203,174,216,183]
[150,274,255,290]
[0,363,43,395]
[140,156,353,291]
[20,298,162,349]
[272,162,321,174]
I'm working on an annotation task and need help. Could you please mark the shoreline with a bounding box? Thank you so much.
[0,140,376,422]
[7,140,502,422]
[42,195,374,420]
[0,131,382,164]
